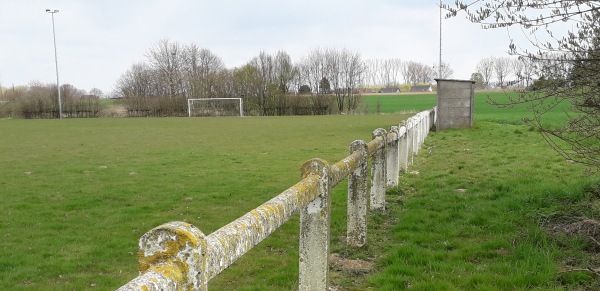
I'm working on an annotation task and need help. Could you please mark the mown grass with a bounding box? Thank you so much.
[1,92,598,290]
[0,114,411,290]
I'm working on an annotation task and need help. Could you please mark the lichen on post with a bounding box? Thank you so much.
[347,140,369,247]
[386,126,400,187]
[398,125,409,173]
[119,221,208,291]
[299,158,331,290]
[370,128,387,211]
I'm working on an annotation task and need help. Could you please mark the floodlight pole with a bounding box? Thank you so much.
[439,0,442,79]
[46,9,62,119]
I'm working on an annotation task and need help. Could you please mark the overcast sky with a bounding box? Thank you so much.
[1,0,526,95]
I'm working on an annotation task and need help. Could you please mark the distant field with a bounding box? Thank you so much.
[362,91,572,127]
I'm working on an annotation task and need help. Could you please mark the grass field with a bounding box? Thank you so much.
[1,92,598,290]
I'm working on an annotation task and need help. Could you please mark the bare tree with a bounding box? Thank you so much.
[274,50,297,94]
[519,57,536,89]
[435,61,454,79]
[476,57,495,87]
[494,57,513,87]
[146,39,186,97]
[89,88,103,98]
[363,59,379,86]
[116,63,156,98]
[403,61,434,85]
[470,72,486,90]
[184,44,225,99]
[329,48,364,113]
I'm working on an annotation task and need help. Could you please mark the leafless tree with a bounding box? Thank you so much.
[403,61,434,85]
[89,88,104,98]
[183,44,225,99]
[116,63,156,98]
[435,61,454,79]
[274,50,297,94]
[146,39,186,97]
[494,57,513,87]
[476,57,495,86]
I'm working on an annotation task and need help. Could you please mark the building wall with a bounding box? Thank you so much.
[435,79,474,131]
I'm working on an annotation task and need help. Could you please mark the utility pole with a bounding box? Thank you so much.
[439,0,443,79]
[46,9,62,119]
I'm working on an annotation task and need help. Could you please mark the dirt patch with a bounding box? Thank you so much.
[542,214,600,287]
[544,215,600,251]
[329,253,374,275]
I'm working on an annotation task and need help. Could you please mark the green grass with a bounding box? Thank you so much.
[363,122,599,290]
[362,91,572,126]
[1,93,598,290]
[0,114,411,290]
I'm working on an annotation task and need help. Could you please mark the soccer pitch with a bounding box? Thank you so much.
[0,114,413,289]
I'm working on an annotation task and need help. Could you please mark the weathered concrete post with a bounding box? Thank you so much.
[118,221,208,291]
[386,126,400,187]
[430,108,436,131]
[397,125,409,173]
[405,120,414,166]
[370,128,387,211]
[299,158,331,290]
[413,116,421,155]
[435,79,475,131]
[347,140,369,247]
[419,113,426,147]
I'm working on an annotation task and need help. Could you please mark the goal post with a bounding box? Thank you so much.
[187,98,244,117]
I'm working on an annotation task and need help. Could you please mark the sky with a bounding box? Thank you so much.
[0,0,527,96]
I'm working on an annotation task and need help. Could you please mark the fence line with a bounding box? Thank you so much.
[118,107,436,291]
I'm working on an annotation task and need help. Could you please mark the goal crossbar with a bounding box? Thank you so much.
[187,98,244,117]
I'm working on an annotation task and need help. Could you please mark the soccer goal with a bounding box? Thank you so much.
[187,98,244,117]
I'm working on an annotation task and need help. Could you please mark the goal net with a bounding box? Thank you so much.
[187,98,244,117]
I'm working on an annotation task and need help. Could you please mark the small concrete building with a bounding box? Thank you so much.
[435,79,475,131]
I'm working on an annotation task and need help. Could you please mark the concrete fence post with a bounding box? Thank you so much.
[398,125,408,173]
[412,117,419,156]
[418,113,425,148]
[370,128,387,211]
[118,221,208,291]
[299,158,332,290]
[386,126,400,187]
[347,140,368,247]
[406,120,414,166]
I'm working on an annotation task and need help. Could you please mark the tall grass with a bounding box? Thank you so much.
[364,122,599,290]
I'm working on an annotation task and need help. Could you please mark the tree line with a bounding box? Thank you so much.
[0,82,103,119]
[113,39,456,117]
